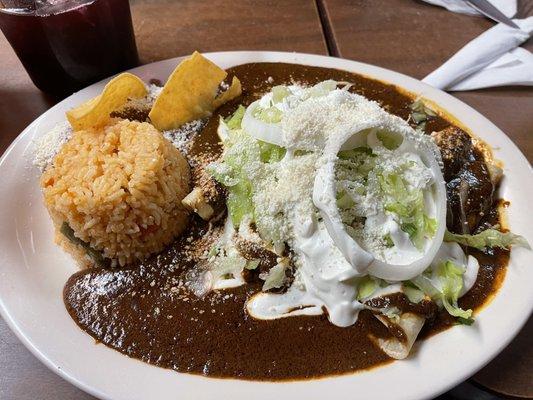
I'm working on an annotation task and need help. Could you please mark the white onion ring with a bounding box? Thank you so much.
[241,99,284,146]
[313,120,447,281]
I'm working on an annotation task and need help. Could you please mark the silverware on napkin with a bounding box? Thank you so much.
[465,0,520,28]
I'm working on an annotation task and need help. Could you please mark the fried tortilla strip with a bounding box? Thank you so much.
[371,313,426,360]
[67,73,147,131]
[182,187,214,220]
[149,52,242,131]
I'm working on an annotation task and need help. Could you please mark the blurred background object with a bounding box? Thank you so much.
[0,0,138,97]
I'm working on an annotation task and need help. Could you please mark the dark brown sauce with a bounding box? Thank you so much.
[63,62,509,380]
[365,293,438,320]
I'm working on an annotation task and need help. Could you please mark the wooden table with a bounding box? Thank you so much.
[0,1,531,399]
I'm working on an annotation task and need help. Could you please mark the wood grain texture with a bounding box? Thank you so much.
[321,0,533,162]
[131,0,328,63]
[474,317,533,398]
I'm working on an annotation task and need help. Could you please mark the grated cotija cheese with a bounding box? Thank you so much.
[162,119,206,160]
[33,121,72,171]
[251,152,319,247]
[147,83,163,103]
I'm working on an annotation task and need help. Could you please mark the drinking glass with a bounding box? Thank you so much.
[0,0,139,97]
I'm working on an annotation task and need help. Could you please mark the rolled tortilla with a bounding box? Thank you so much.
[370,312,426,360]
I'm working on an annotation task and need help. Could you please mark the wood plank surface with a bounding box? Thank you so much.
[0,1,326,399]
[474,317,533,398]
[132,0,328,63]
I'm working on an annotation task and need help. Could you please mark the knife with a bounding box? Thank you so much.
[466,0,521,29]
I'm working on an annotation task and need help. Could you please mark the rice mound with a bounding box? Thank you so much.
[41,119,191,267]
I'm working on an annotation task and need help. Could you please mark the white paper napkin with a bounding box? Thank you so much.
[448,47,533,90]
[423,17,533,90]
[422,0,517,18]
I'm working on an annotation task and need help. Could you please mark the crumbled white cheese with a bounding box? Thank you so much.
[147,84,163,102]
[282,90,383,150]
[32,122,72,171]
[251,152,318,247]
[162,119,206,157]
[336,142,435,263]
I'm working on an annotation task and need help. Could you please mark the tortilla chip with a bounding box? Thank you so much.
[149,51,242,131]
[66,73,147,131]
[213,76,242,109]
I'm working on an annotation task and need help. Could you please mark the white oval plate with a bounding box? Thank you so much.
[0,51,532,400]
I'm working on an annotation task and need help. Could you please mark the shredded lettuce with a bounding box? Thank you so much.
[380,172,436,249]
[457,317,475,326]
[410,99,436,117]
[207,244,219,259]
[444,228,530,250]
[410,99,436,133]
[411,260,473,320]
[376,130,403,150]
[258,140,286,163]
[208,129,261,226]
[336,145,436,251]
[210,108,289,227]
[336,191,355,209]
[207,163,238,187]
[225,105,245,130]
[338,146,373,160]
[226,180,254,227]
[262,262,288,291]
[424,216,438,237]
[403,284,425,304]
[305,80,337,99]
[383,233,394,248]
[356,276,378,300]
[252,105,283,123]
[272,85,291,104]
[245,259,260,270]
[382,307,401,323]
[410,275,439,299]
[207,167,253,226]
[438,260,473,319]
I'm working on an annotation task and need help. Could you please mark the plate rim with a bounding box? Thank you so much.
[0,50,532,400]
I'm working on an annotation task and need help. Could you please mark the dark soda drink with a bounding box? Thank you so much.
[0,0,139,97]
